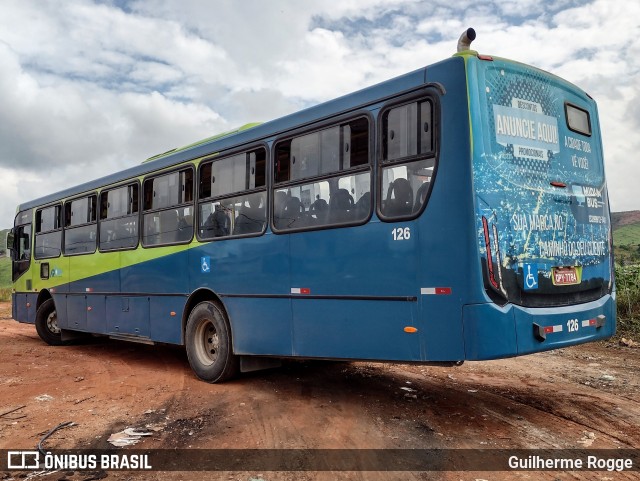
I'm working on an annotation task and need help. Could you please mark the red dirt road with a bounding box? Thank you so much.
[0,301,638,480]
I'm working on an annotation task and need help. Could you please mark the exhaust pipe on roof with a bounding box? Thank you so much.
[457,27,476,52]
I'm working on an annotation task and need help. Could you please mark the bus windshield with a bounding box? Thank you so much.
[468,57,611,307]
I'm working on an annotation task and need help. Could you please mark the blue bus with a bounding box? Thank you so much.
[6,29,615,382]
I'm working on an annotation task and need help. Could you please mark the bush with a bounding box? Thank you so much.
[615,264,640,338]
[0,287,11,302]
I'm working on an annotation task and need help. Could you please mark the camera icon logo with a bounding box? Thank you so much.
[7,451,40,470]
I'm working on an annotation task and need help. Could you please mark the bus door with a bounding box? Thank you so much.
[32,204,70,327]
[9,210,35,323]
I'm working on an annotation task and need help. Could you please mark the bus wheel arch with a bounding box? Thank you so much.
[184,298,239,383]
[182,289,228,342]
[36,289,53,313]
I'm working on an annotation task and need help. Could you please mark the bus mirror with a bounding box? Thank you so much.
[6,231,14,252]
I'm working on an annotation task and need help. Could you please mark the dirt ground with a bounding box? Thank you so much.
[0,301,638,481]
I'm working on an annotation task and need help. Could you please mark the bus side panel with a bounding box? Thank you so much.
[51,293,68,330]
[462,303,517,360]
[11,293,18,321]
[14,293,27,323]
[415,56,475,361]
[225,297,293,356]
[190,235,293,355]
[150,296,186,344]
[67,256,121,293]
[87,295,106,334]
[13,293,38,324]
[288,221,423,361]
[66,294,87,331]
[292,299,420,360]
[120,249,189,295]
[106,296,150,337]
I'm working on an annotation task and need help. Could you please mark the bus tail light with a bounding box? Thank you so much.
[608,228,614,292]
[483,216,507,298]
[482,216,499,290]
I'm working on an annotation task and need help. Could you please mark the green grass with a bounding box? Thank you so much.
[1,229,11,295]
[615,264,640,339]
[0,257,10,289]
[0,288,10,302]
[613,223,640,247]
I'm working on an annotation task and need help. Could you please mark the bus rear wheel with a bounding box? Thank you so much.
[35,299,66,346]
[185,301,238,383]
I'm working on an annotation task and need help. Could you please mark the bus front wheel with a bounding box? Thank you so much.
[185,301,238,383]
[35,299,66,346]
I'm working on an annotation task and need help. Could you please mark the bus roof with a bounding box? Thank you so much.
[18,62,439,212]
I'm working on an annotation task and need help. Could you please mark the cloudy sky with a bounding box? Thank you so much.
[1,0,639,229]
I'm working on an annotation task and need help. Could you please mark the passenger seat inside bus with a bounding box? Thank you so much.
[385,178,413,217]
[355,191,370,220]
[414,181,431,212]
[202,206,230,237]
[177,213,193,241]
[282,195,305,228]
[309,197,329,224]
[234,201,264,235]
[329,188,354,223]
[161,210,179,244]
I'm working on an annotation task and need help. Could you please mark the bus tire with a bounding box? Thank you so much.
[35,299,66,346]
[185,301,238,383]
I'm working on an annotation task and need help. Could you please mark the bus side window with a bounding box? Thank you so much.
[380,99,436,220]
[99,183,140,251]
[15,226,31,261]
[64,194,98,255]
[34,205,62,259]
[273,117,370,231]
[143,168,194,247]
[197,148,267,240]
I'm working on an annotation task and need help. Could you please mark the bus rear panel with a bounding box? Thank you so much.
[464,54,615,360]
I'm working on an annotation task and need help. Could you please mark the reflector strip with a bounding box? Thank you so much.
[582,319,597,328]
[85,288,93,292]
[421,287,452,295]
[291,288,311,295]
[543,324,563,334]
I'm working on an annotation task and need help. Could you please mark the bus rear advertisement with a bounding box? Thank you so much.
[6,29,615,382]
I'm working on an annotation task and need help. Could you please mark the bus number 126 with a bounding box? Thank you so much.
[392,227,411,241]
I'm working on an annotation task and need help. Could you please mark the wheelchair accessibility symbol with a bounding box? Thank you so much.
[523,264,538,290]
[201,256,211,273]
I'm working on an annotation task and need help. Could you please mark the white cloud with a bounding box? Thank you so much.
[0,0,639,229]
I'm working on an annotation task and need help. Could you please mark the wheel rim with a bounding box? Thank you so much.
[46,310,61,335]
[193,318,219,366]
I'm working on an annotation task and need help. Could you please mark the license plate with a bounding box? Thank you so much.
[552,266,581,286]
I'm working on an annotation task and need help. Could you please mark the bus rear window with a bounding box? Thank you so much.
[565,103,591,136]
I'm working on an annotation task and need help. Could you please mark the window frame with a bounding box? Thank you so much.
[271,112,374,234]
[11,209,32,282]
[376,91,441,223]
[98,180,141,252]
[141,165,195,248]
[196,143,269,242]
[34,203,63,260]
[63,192,98,256]
[564,102,592,137]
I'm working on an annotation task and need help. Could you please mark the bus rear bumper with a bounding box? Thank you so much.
[462,294,616,361]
